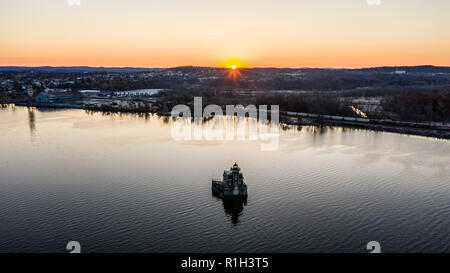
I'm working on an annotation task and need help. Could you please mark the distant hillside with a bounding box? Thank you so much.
[357,65,450,74]
[0,65,449,74]
[0,66,164,72]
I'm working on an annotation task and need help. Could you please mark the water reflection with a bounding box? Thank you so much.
[216,197,248,225]
[84,109,153,122]
[77,110,348,140]
[27,107,37,143]
[162,116,170,124]
[0,103,14,109]
[305,125,328,135]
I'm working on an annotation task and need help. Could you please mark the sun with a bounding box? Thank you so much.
[225,63,242,81]
[223,58,244,69]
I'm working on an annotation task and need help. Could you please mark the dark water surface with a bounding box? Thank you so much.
[0,106,449,253]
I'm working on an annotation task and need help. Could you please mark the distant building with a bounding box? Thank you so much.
[35,93,51,103]
[79,90,101,94]
[393,70,407,75]
[35,92,82,104]
[114,89,163,97]
[27,85,34,97]
[99,91,113,96]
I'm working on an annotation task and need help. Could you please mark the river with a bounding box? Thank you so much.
[0,106,448,253]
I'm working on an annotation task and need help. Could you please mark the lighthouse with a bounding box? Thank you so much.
[212,163,248,198]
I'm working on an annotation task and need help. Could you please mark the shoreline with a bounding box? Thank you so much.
[9,102,450,140]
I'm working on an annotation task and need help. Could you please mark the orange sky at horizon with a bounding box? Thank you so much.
[0,0,449,68]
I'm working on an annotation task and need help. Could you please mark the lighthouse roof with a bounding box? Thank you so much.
[231,162,241,171]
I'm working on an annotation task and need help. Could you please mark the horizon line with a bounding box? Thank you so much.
[1,64,449,70]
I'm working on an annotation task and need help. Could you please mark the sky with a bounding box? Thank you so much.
[0,0,449,68]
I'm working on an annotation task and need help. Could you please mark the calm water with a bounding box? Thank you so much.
[0,106,449,253]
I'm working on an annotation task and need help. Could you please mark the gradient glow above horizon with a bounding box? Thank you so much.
[0,0,449,68]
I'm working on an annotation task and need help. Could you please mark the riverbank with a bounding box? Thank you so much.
[9,102,450,140]
[302,119,450,140]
